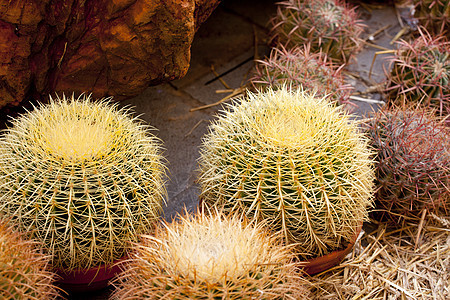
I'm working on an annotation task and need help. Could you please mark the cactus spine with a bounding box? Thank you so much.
[0,94,166,270]
[198,87,374,259]
[0,221,60,299]
[111,211,308,299]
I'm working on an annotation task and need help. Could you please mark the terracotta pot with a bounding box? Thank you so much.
[300,224,362,275]
[55,259,124,293]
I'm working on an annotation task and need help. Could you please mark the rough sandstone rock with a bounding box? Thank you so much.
[0,0,220,108]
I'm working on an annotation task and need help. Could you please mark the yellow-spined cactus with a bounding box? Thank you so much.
[198,87,374,259]
[0,221,60,299]
[111,211,308,299]
[0,94,166,270]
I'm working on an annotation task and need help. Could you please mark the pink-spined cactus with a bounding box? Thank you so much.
[413,0,450,37]
[250,45,353,106]
[364,106,450,224]
[270,0,365,63]
[385,28,449,122]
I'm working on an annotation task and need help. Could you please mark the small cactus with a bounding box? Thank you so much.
[250,45,352,106]
[413,0,450,36]
[0,94,166,270]
[271,0,365,63]
[364,106,450,224]
[386,28,449,121]
[111,211,308,299]
[198,87,374,259]
[0,221,60,299]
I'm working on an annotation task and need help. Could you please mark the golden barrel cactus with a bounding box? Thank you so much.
[0,94,166,270]
[198,87,374,258]
[111,211,308,299]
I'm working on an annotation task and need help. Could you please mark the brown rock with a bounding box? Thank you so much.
[0,0,220,108]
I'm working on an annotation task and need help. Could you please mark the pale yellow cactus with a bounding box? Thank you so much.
[111,211,308,299]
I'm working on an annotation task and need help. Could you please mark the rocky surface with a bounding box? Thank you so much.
[0,0,220,108]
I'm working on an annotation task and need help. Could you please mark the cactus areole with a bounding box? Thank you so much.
[0,94,166,271]
[198,87,374,259]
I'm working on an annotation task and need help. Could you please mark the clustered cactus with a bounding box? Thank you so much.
[0,94,166,271]
[250,45,352,105]
[364,106,450,224]
[271,0,364,63]
[111,211,308,299]
[198,87,374,259]
[413,0,450,36]
[0,221,60,299]
[386,28,449,120]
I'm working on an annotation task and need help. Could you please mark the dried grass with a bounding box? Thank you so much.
[305,213,450,299]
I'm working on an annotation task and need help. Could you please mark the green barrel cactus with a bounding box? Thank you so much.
[111,211,308,299]
[0,221,60,299]
[198,87,374,259]
[0,94,166,270]
[271,0,365,63]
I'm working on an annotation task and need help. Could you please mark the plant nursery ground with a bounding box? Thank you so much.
[1,0,448,299]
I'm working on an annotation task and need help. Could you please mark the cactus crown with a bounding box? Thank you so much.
[111,211,307,299]
[198,87,374,258]
[0,94,166,270]
[271,0,364,63]
[0,221,59,299]
[386,28,449,119]
[364,107,449,223]
[250,45,352,105]
[34,104,116,161]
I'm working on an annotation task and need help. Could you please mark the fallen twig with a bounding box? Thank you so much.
[305,214,450,299]
[190,87,245,112]
[184,119,205,137]
[349,95,385,105]
[369,50,396,79]
[390,26,410,45]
